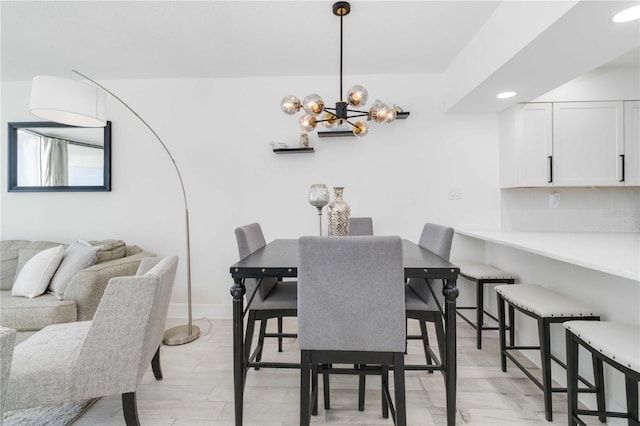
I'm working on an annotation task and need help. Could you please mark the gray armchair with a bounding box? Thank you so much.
[298,236,407,425]
[0,326,16,420]
[4,256,178,426]
[235,223,297,370]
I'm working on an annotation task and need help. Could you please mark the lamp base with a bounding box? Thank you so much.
[163,324,200,345]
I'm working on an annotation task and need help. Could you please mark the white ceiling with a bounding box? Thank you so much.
[1,1,639,112]
[0,0,500,81]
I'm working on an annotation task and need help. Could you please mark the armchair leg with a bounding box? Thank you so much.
[151,347,163,380]
[122,392,140,426]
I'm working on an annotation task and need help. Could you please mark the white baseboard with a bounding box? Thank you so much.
[167,303,231,320]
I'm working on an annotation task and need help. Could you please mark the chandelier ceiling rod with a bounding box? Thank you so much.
[339,3,344,101]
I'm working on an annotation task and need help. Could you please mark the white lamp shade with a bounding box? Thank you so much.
[29,76,107,127]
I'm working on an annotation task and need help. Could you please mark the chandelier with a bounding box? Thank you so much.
[281,1,401,137]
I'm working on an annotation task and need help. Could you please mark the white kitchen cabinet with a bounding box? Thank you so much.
[501,101,638,188]
[500,103,552,188]
[517,103,553,187]
[552,101,624,186]
[624,101,640,185]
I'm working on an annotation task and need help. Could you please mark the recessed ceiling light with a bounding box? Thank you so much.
[612,5,640,23]
[496,91,517,99]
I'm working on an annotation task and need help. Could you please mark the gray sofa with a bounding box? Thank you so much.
[1,240,154,344]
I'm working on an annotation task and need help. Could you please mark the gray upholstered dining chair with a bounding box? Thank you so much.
[4,256,178,426]
[348,217,374,236]
[298,236,407,426]
[235,223,297,369]
[405,223,454,372]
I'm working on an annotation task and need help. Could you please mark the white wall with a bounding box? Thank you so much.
[1,73,501,317]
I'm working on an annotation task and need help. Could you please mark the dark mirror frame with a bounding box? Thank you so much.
[7,121,111,192]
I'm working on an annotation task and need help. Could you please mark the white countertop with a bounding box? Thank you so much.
[456,229,640,282]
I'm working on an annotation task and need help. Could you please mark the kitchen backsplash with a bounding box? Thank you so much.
[501,187,640,232]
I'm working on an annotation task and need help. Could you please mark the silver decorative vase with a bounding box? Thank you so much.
[328,187,351,236]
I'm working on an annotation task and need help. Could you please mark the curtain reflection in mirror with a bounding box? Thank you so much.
[16,129,102,187]
[41,137,69,186]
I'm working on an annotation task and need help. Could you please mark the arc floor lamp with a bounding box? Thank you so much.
[29,70,199,345]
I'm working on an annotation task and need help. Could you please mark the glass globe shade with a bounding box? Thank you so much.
[299,114,318,131]
[347,85,368,108]
[370,101,397,124]
[369,101,385,123]
[281,95,301,115]
[382,105,397,123]
[321,112,338,128]
[302,94,325,115]
[352,121,369,137]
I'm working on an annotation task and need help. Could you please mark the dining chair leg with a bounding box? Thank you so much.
[278,316,284,352]
[300,351,311,426]
[420,320,434,373]
[323,364,331,409]
[358,366,366,411]
[255,319,268,369]
[393,353,407,426]
[312,363,319,416]
[434,315,446,367]
[381,365,389,419]
[244,312,257,376]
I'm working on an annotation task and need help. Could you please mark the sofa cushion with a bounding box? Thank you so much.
[12,246,65,298]
[1,241,60,291]
[1,241,30,290]
[89,240,126,263]
[49,241,99,299]
[0,291,76,331]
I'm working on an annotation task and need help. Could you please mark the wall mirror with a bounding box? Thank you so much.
[8,121,111,192]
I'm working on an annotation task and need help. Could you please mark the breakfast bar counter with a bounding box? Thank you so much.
[456,230,640,282]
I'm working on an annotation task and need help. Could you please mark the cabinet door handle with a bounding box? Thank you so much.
[548,155,553,183]
[620,154,625,182]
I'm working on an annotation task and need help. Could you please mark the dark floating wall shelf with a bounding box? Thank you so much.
[318,111,410,138]
[273,147,315,154]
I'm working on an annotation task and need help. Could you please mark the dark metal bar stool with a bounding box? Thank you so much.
[455,261,516,349]
[496,284,603,421]
[565,321,639,426]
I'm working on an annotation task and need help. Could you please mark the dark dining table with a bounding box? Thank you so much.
[229,238,460,426]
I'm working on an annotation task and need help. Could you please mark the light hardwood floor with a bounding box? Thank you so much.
[76,317,607,425]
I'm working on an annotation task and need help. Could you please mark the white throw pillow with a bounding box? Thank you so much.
[12,245,65,298]
[48,241,99,299]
